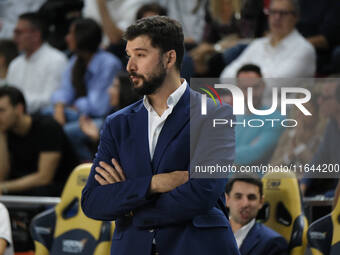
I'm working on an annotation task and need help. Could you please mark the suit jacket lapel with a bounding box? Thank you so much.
[240,223,261,255]
[152,86,190,171]
[128,102,153,175]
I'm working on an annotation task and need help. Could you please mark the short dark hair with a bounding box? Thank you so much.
[136,3,168,20]
[19,12,48,41]
[72,18,102,53]
[124,16,184,71]
[0,86,26,113]
[0,40,18,67]
[236,64,262,77]
[225,174,263,197]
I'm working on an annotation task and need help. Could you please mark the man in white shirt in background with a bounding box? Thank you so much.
[7,12,67,114]
[220,0,315,79]
[0,202,14,255]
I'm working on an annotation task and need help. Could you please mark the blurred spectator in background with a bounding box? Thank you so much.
[6,12,67,114]
[297,0,340,75]
[50,18,121,126]
[301,80,340,197]
[0,0,45,39]
[0,86,79,196]
[0,40,18,86]
[0,202,14,255]
[76,72,141,161]
[135,2,167,20]
[38,0,83,52]
[233,64,284,166]
[50,18,121,160]
[270,88,327,170]
[220,0,315,79]
[189,0,265,77]
[84,0,151,46]
[202,0,265,44]
[158,0,207,45]
[225,175,288,254]
[89,0,167,67]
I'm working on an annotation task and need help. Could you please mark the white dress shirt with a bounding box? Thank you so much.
[220,29,316,79]
[7,43,67,113]
[234,218,256,248]
[0,203,14,255]
[143,80,187,159]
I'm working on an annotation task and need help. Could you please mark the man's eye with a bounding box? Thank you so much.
[137,54,145,57]
[248,195,257,200]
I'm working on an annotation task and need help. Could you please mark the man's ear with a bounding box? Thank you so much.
[259,195,264,209]
[225,193,230,208]
[15,103,25,115]
[165,50,177,69]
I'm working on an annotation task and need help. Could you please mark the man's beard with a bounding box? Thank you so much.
[129,63,167,96]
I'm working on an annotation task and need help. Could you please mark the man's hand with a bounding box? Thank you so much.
[150,171,189,194]
[79,115,99,142]
[95,159,126,185]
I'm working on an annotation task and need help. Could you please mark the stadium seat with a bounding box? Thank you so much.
[261,171,308,255]
[30,163,114,255]
[307,195,340,255]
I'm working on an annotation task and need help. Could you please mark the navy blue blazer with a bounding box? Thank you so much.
[240,223,289,255]
[81,86,240,255]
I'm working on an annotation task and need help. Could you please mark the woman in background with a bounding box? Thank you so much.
[51,18,122,125]
[77,72,141,161]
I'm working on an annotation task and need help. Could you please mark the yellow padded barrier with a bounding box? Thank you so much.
[53,163,103,238]
[34,241,49,255]
[262,171,308,254]
[33,163,114,255]
[331,196,340,246]
[310,247,324,255]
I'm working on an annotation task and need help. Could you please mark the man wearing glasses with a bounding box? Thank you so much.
[6,12,67,114]
[220,0,316,79]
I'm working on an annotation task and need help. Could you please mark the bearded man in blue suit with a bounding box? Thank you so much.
[81,16,239,255]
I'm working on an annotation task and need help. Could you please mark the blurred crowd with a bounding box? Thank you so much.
[0,0,339,212]
[0,0,340,254]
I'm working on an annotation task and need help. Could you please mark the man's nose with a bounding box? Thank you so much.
[126,57,136,73]
[240,197,250,206]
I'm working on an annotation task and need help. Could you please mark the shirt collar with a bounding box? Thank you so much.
[26,43,47,62]
[143,79,187,113]
[234,218,256,245]
[280,29,298,48]
[266,29,298,49]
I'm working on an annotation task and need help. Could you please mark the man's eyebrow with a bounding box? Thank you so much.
[127,48,148,52]
[134,48,148,52]
[234,192,243,196]
[125,48,148,55]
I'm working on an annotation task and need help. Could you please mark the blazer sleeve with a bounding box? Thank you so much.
[133,105,235,227]
[81,117,154,221]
